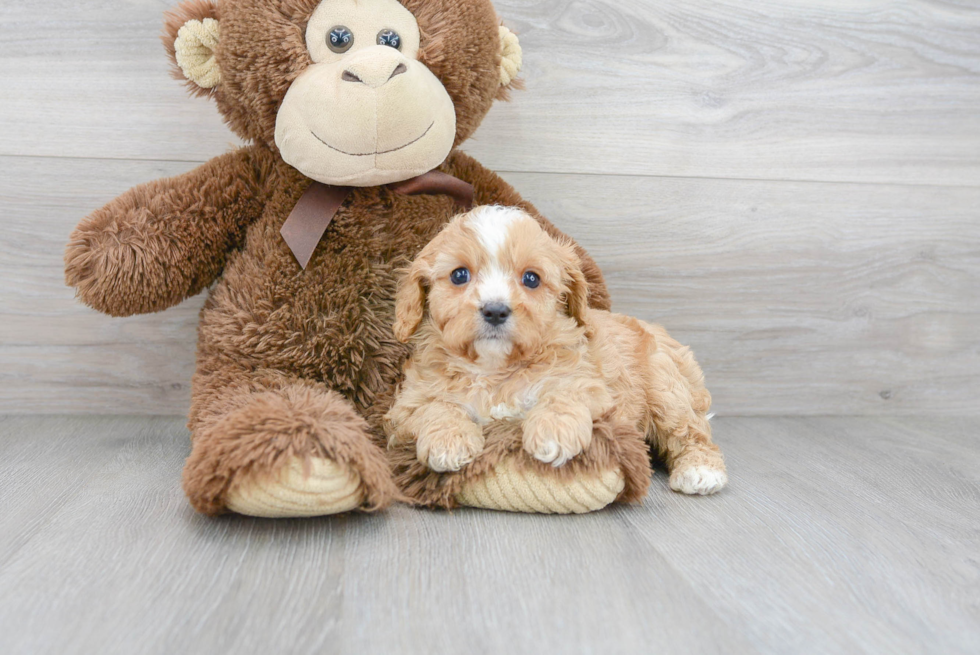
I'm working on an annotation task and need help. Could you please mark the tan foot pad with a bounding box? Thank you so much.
[455,459,625,514]
[226,456,364,518]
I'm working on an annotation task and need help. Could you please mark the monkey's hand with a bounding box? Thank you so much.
[65,146,270,316]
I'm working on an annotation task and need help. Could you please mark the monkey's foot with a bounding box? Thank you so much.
[225,456,365,518]
[183,383,400,516]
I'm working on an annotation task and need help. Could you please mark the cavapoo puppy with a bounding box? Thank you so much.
[384,206,727,495]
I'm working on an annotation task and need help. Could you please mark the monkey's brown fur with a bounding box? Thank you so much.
[64,0,645,516]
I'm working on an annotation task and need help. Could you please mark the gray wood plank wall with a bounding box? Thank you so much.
[1,0,978,416]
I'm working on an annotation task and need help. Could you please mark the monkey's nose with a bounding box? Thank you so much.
[342,59,407,88]
[481,303,512,326]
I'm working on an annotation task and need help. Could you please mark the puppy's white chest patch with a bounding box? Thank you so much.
[461,389,539,425]
[489,403,525,421]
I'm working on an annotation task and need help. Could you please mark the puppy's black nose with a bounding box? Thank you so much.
[481,302,511,326]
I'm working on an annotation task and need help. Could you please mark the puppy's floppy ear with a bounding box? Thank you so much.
[561,247,590,326]
[393,257,431,342]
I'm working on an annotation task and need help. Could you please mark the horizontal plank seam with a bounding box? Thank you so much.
[2,153,979,191]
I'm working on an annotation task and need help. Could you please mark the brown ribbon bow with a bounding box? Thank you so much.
[280,170,475,269]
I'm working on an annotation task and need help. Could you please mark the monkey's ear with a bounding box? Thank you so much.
[497,25,523,98]
[163,1,221,97]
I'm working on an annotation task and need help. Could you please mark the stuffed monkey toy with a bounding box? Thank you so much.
[65,0,653,516]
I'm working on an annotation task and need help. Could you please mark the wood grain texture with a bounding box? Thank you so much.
[0,415,977,654]
[1,0,979,185]
[513,170,980,416]
[1,1,978,415]
[3,154,977,416]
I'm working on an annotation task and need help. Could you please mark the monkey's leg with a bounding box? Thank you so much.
[182,361,400,517]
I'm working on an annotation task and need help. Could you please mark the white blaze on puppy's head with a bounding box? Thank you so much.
[468,205,529,306]
[469,205,526,258]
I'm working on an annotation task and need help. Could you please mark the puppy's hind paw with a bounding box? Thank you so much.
[669,465,728,496]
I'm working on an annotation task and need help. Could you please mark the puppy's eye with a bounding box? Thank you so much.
[377,29,401,49]
[522,271,540,289]
[327,26,354,53]
[450,267,470,285]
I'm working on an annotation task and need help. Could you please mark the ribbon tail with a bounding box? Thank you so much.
[280,182,352,269]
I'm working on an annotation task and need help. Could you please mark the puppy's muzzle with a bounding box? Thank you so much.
[481,302,511,326]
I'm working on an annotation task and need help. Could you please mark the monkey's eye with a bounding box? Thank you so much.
[450,267,470,285]
[522,271,540,289]
[377,29,401,49]
[327,26,354,53]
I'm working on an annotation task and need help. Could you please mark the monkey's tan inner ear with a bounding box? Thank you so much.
[498,25,522,87]
[174,17,221,89]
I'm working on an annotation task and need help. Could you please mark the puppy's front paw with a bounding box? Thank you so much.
[416,422,485,472]
[522,408,592,467]
[669,465,728,495]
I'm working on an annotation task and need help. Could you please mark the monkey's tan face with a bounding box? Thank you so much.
[274,0,457,186]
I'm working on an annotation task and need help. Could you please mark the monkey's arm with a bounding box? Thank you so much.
[444,150,612,311]
[65,145,273,317]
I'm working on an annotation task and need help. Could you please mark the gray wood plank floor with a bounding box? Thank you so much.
[1,415,977,655]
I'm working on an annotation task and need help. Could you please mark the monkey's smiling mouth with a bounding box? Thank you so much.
[311,122,435,157]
